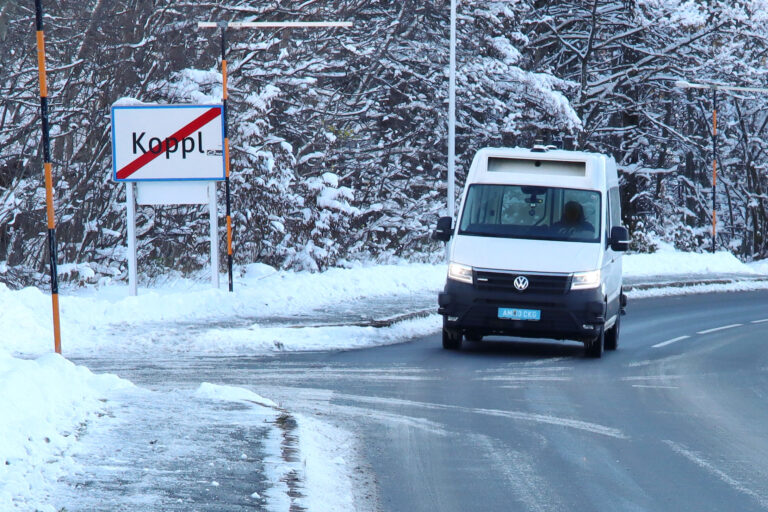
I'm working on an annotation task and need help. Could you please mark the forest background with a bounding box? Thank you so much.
[1,0,768,287]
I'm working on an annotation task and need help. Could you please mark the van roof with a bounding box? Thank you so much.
[466,147,617,191]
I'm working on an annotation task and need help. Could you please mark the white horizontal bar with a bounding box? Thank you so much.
[696,323,742,335]
[198,21,353,29]
[674,80,768,94]
[750,318,768,324]
[652,335,689,349]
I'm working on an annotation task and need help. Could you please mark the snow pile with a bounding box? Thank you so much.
[748,258,768,275]
[624,242,758,277]
[0,352,131,511]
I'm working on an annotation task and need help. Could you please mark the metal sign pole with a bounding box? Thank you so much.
[446,0,457,261]
[126,182,137,296]
[197,19,352,291]
[34,0,62,354]
[448,0,457,220]
[209,181,220,289]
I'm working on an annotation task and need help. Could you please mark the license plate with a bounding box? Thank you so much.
[498,308,541,321]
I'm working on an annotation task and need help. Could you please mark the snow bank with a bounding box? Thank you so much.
[0,352,131,511]
[624,243,757,277]
[296,414,359,512]
[189,314,441,354]
[748,258,768,275]
[1,252,766,358]
[1,263,445,356]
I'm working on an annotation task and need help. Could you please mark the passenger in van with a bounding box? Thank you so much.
[553,201,594,235]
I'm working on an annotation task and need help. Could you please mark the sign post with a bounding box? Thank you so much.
[112,104,226,295]
[197,19,353,292]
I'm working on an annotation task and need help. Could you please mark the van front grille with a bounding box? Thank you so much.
[474,270,571,295]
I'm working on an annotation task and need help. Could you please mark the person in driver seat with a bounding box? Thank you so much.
[554,200,594,234]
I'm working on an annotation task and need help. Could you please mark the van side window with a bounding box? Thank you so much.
[609,187,621,229]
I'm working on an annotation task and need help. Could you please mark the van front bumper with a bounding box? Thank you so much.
[438,280,605,342]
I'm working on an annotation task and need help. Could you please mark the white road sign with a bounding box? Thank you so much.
[111,104,225,182]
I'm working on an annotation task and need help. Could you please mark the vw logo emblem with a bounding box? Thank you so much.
[513,276,529,291]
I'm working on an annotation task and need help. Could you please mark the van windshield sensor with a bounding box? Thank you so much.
[458,184,601,243]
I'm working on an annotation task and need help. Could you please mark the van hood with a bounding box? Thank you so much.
[450,234,602,273]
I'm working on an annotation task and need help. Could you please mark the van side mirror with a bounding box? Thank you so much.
[432,216,454,242]
[610,226,630,252]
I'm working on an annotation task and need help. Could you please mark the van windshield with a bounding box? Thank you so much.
[458,184,601,243]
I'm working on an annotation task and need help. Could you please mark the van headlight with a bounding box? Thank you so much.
[571,270,601,290]
[448,262,473,285]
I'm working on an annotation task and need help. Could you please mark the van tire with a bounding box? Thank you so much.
[585,328,604,358]
[442,320,463,350]
[605,314,620,351]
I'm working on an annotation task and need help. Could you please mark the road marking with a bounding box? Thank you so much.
[697,323,742,335]
[652,335,690,348]
[631,384,679,389]
[751,318,768,324]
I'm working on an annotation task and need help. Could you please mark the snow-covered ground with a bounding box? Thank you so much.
[0,353,132,511]
[2,248,767,511]
[3,248,766,359]
[624,241,766,277]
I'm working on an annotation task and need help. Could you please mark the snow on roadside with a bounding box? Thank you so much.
[0,263,445,356]
[627,279,768,299]
[2,251,768,358]
[295,414,361,512]
[748,258,768,275]
[193,383,365,512]
[0,352,132,511]
[185,314,441,354]
[623,242,758,277]
[194,382,278,408]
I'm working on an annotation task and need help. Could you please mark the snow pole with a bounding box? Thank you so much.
[676,79,768,253]
[196,19,352,291]
[220,22,234,292]
[34,0,62,354]
[711,89,718,254]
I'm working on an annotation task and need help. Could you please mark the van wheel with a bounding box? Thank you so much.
[442,320,463,350]
[605,314,620,351]
[585,328,604,358]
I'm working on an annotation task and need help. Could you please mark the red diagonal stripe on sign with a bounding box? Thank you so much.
[116,107,221,180]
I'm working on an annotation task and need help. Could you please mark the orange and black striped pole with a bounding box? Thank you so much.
[34,0,62,353]
[711,89,718,254]
[221,23,234,292]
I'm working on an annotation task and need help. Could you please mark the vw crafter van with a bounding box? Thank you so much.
[433,146,630,358]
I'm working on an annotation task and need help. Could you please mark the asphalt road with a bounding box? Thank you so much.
[76,290,768,511]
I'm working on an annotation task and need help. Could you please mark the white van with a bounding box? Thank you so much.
[433,146,629,358]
